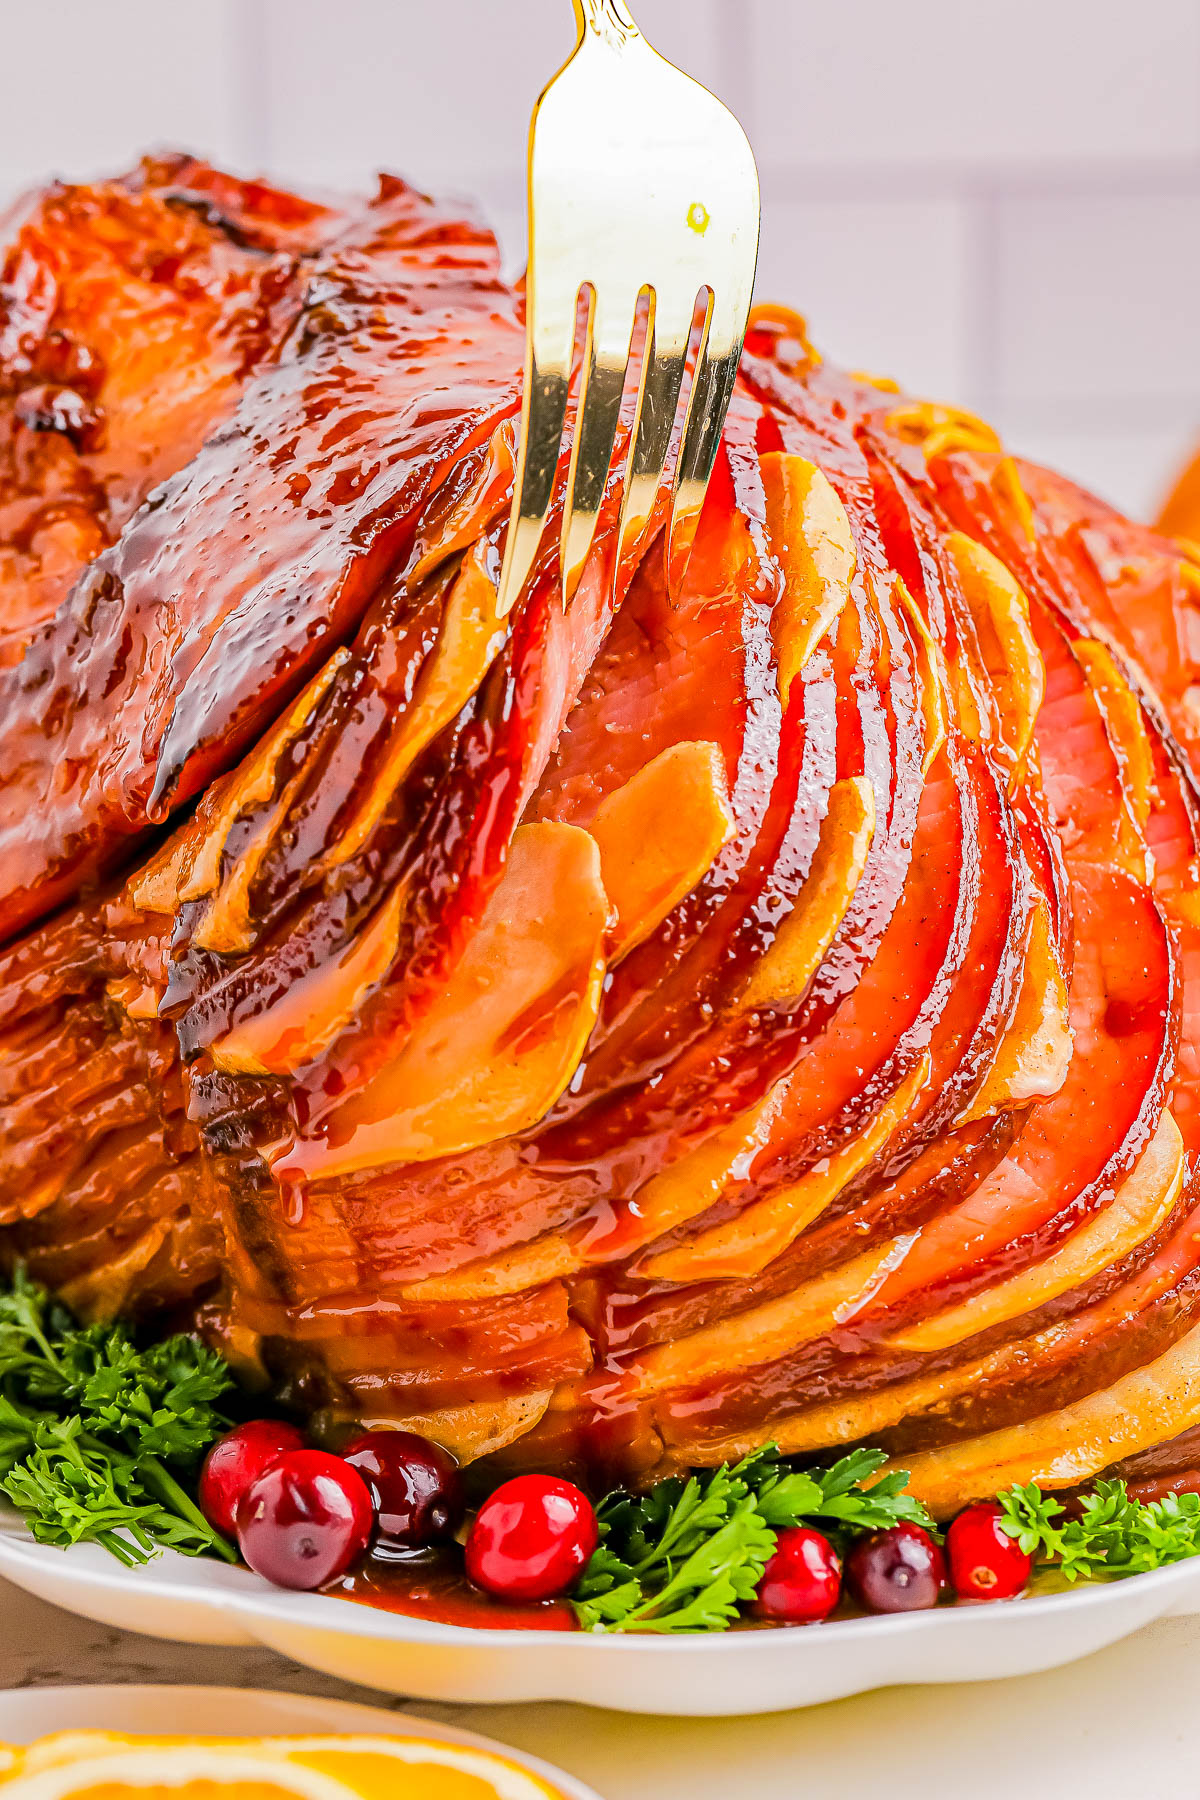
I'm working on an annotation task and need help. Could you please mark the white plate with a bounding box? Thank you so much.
[0,1683,599,1799]
[2,1514,1200,1716]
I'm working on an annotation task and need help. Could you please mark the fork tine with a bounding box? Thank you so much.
[666,292,744,593]
[495,296,577,619]
[616,290,692,566]
[560,288,638,597]
[505,0,760,613]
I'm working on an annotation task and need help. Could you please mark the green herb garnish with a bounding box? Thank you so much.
[5,1263,1198,1615]
[997,1478,1200,1583]
[572,1444,933,1633]
[0,1268,237,1566]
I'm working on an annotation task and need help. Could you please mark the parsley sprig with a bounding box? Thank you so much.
[0,1269,237,1566]
[573,1445,934,1632]
[6,1265,1200,1616]
[997,1479,1200,1583]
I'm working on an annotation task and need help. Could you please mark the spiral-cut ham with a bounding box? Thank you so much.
[6,162,1200,1514]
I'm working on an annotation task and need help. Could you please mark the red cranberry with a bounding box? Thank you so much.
[342,1429,464,1548]
[946,1503,1032,1601]
[236,1449,373,1590]
[198,1419,306,1540]
[465,1475,598,1602]
[845,1523,947,1614]
[753,1527,841,1623]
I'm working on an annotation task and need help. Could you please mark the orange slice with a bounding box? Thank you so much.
[323,541,505,872]
[760,451,857,703]
[0,1731,571,1800]
[212,883,406,1077]
[946,531,1044,780]
[589,740,734,962]
[957,899,1072,1124]
[738,775,875,1011]
[271,820,610,1179]
[893,575,948,777]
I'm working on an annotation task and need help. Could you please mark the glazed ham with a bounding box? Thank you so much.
[5,160,1200,1514]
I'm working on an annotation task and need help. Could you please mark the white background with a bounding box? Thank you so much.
[3,0,1200,522]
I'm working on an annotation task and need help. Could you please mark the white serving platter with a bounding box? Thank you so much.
[0,1683,598,1799]
[2,1512,1200,1716]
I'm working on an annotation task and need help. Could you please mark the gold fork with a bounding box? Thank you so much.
[496,0,761,615]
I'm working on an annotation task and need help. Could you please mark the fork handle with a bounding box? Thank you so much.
[573,0,640,44]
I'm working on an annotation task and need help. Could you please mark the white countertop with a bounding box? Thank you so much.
[1,1575,1197,1797]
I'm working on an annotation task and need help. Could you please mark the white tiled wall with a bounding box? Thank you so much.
[3,0,1199,522]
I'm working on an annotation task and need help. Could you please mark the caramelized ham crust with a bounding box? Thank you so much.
[4,163,1200,1510]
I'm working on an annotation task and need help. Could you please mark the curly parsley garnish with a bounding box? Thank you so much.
[0,1268,237,1566]
[572,1445,934,1632]
[997,1479,1200,1583]
[5,1263,1200,1615]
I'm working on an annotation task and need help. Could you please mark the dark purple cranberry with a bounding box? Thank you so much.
[236,1449,372,1590]
[845,1523,947,1614]
[342,1429,464,1548]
